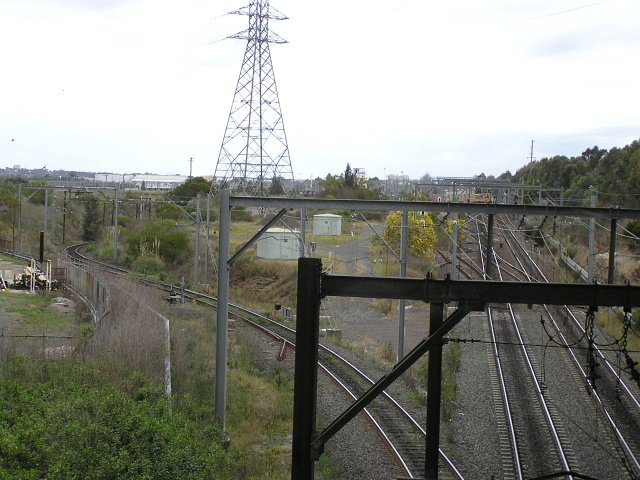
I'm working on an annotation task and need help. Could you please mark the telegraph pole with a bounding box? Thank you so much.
[529,139,535,163]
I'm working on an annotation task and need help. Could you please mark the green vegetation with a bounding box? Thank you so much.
[82,195,101,241]
[0,293,76,335]
[0,179,21,246]
[507,140,640,207]
[168,177,212,203]
[320,163,386,200]
[383,210,437,261]
[0,358,231,480]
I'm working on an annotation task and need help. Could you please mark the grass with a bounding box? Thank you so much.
[0,292,77,335]
[0,252,22,262]
[596,308,639,364]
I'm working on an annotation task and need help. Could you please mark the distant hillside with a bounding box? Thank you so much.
[499,139,640,208]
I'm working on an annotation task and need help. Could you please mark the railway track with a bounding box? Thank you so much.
[498,215,640,477]
[466,213,640,478]
[64,244,465,479]
[471,217,575,479]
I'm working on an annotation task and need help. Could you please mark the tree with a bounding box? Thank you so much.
[419,173,433,184]
[82,196,101,241]
[344,163,357,189]
[383,210,437,260]
[0,183,19,247]
[269,175,285,195]
[169,177,212,202]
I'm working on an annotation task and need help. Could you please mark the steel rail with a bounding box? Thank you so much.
[64,244,464,479]
[500,216,640,411]
[488,220,574,477]
[473,219,523,479]
[499,216,640,475]
[502,220,640,412]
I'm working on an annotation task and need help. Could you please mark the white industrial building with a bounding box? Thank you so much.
[313,213,342,236]
[256,228,300,260]
[130,174,189,191]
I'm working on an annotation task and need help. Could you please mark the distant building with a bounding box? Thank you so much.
[313,213,342,236]
[94,173,136,184]
[130,174,189,191]
[256,228,300,260]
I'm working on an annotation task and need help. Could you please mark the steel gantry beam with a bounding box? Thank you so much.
[291,258,640,480]
[230,196,640,221]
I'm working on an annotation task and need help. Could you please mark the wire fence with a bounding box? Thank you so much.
[0,332,77,362]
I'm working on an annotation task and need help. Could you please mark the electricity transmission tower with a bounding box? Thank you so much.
[214,1,294,195]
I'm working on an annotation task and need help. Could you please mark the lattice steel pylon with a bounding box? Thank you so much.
[213,1,294,195]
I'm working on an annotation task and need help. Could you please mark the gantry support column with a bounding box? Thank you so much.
[485,214,495,278]
[292,258,322,480]
[588,194,596,281]
[608,218,617,284]
[398,211,408,360]
[215,190,231,431]
[425,302,444,479]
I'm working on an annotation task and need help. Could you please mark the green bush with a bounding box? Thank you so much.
[131,255,166,274]
[0,359,230,480]
[126,221,191,265]
[231,206,253,222]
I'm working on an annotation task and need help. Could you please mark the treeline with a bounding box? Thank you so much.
[499,139,640,208]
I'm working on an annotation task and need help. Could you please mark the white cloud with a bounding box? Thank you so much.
[0,0,638,179]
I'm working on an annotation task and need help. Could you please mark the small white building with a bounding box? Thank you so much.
[257,228,300,260]
[313,213,342,236]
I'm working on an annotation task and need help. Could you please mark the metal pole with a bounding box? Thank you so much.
[559,188,564,238]
[608,218,617,284]
[44,188,48,247]
[486,214,494,278]
[39,231,44,263]
[588,195,596,281]
[205,193,210,286]
[17,184,22,252]
[299,207,307,258]
[215,190,231,431]
[425,302,444,479]
[195,193,201,283]
[62,190,67,244]
[398,210,408,361]
[292,257,322,480]
[113,187,119,260]
[451,213,459,280]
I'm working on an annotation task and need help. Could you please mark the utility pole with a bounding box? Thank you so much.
[205,193,210,287]
[194,193,201,283]
[114,187,119,261]
[529,139,535,163]
[588,193,597,281]
[397,211,408,361]
[17,183,22,252]
[189,157,193,179]
[43,188,48,250]
[62,190,67,244]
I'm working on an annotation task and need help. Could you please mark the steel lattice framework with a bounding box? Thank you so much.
[214,1,293,195]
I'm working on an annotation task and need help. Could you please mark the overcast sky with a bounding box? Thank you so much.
[1,0,638,180]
